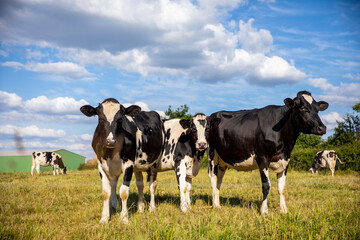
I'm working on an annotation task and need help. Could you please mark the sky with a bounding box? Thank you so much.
[1,0,359,160]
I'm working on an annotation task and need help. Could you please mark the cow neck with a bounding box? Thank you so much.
[274,105,300,153]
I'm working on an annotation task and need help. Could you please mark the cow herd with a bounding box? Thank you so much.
[29,90,345,224]
[80,90,348,224]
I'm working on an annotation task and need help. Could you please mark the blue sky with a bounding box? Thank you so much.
[1,0,359,160]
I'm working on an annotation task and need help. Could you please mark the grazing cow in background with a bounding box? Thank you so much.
[31,151,67,176]
[310,150,344,176]
[80,98,164,224]
[155,114,209,212]
[207,91,328,214]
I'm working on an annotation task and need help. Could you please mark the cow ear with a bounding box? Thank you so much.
[80,105,97,117]
[284,98,296,109]
[318,101,328,111]
[125,105,141,117]
[179,119,191,129]
[121,116,138,137]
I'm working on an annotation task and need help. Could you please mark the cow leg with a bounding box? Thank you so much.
[110,177,120,212]
[175,160,189,212]
[98,165,111,224]
[31,162,35,176]
[36,164,40,175]
[277,169,288,214]
[134,172,145,213]
[323,168,326,175]
[208,153,226,208]
[148,168,158,212]
[119,164,134,224]
[185,176,192,210]
[52,166,56,176]
[259,166,271,214]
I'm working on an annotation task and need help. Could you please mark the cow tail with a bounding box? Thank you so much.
[336,156,344,164]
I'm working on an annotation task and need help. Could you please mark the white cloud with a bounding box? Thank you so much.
[80,134,93,141]
[26,49,48,60]
[24,96,89,114]
[0,50,9,57]
[1,61,24,70]
[321,112,343,124]
[238,18,273,54]
[0,90,22,110]
[344,73,360,81]
[308,78,360,106]
[320,112,343,131]
[2,60,94,80]
[25,62,92,79]
[0,125,66,138]
[308,78,338,91]
[1,0,306,86]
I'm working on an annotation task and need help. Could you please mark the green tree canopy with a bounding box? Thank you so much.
[327,102,360,145]
[165,105,193,119]
[295,133,323,148]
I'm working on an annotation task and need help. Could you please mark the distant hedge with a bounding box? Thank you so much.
[290,141,360,171]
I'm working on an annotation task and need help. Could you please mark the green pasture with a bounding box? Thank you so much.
[0,168,359,239]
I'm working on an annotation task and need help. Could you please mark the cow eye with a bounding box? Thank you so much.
[300,106,309,112]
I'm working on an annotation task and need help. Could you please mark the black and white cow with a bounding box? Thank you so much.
[207,91,328,214]
[310,150,344,176]
[155,114,209,212]
[31,151,67,176]
[80,98,164,224]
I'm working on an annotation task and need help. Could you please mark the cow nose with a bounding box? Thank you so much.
[106,138,116,146]
[198,142,207,149]
[317,125,326,135]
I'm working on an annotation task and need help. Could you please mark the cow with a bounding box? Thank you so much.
[154,114,209,212]
[31,151,67,176]
[80,98,164,224]
[207,91,328,214]
[310,150,344,176]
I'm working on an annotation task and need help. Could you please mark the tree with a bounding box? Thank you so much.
[353,103,360,112]
[295,133,323,148]
[165,104,193,119]
[327,102,360,145]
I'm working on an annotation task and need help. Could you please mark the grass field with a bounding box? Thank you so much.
[0,168,359,239]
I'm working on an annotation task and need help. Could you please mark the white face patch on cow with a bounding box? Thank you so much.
[102,101,120,124]
[302,94,313,104]
[192,114,207,149]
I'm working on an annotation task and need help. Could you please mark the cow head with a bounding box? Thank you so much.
[80,98,141,152]
[284,91,328,135]
[61,167,67,174]
[180,113,209,151]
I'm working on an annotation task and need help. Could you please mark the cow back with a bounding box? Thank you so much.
[132,111,164,165]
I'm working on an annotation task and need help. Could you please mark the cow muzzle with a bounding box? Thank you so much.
[314,125,326,135]
[197,142,207,151]
[106,138,116,148]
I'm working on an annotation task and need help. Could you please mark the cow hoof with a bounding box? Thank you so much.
[111,206,120,213]
[260,209,268,215]
[138,203,145,213]
[121,217,129,224]
[149,205,156,212]
[280,208,288,214]
[180,207,188,213]
[99,217,109,224]
[214,205,221,209]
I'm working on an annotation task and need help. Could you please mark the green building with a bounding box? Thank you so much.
[0,149,86,173]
